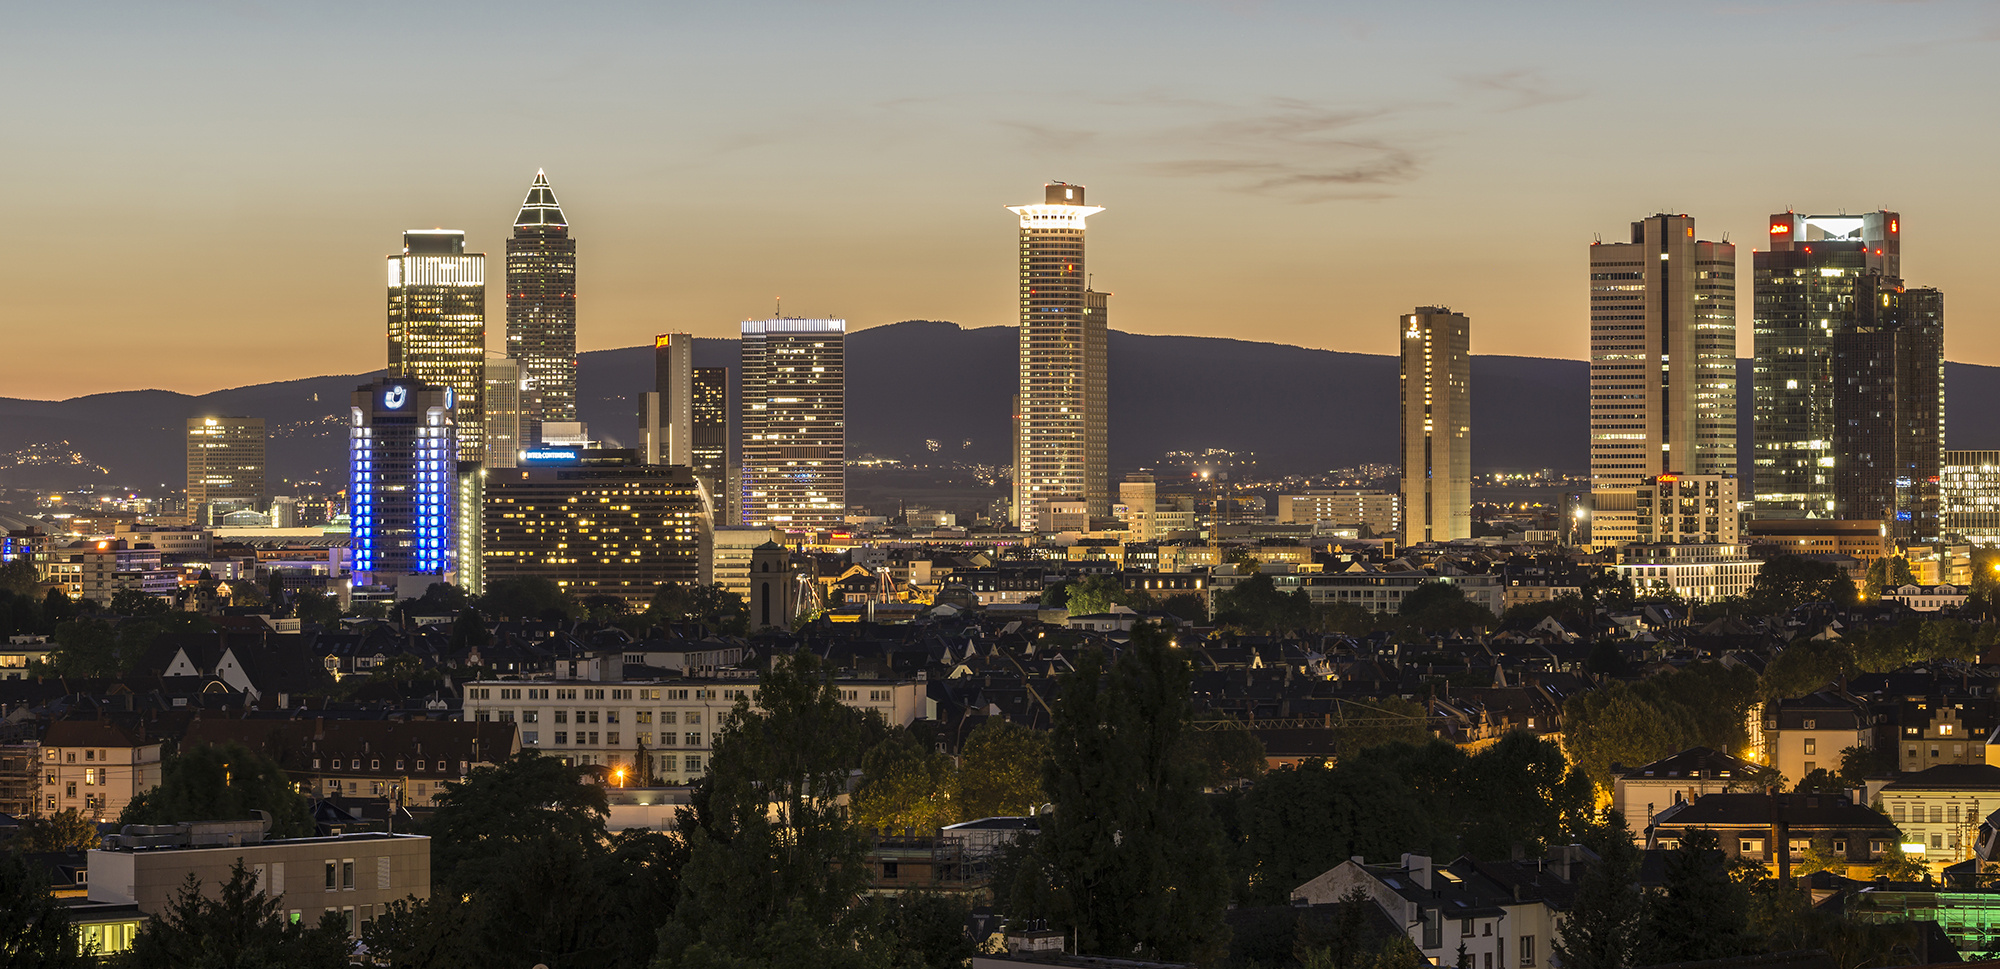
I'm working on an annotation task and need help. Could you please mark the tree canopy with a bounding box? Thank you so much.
[119,742,312,838]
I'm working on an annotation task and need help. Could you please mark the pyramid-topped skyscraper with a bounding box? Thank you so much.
[506,170,577,440]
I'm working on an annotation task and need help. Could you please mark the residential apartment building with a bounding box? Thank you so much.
[1613,747,1764,834]
[1293,567,1505,617]
[1589,214,1737,548]
[182,719,519,809]
[1877,765,2000,865]
[1291,851,1578,969]
[1762,692,1873,784]
[1745,519,1892,578]
[1613,544,1761,603]
[461,663,927,784]
[89,826,429,938]
[1645,793,1898,876]
[1634,473,1740,545]
[42,720,163,821]
[35,540,174,603]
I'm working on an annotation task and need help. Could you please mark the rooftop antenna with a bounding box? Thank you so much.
[775,296,781,319]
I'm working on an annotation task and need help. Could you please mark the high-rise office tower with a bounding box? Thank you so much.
[1588,214,1737,547]
[1010,181,1109,532]
[349,377,456,583]
[484,354,523,470]
[1754,210,1940,541]
[185,416,267,526]
[506,170,577,440]
[1831,281,1943,543]
[1398,308,1471,544]
[388,229,486,464]
[642,333,695,467]
[691,366,735,523]
[740,318,845,532]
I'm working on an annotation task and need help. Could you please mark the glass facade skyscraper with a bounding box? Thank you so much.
[185,416,266,526]
[506,170,576,439]
[1010,181,1109,532]
[387,229,486,464]
[1753,210,1942,542]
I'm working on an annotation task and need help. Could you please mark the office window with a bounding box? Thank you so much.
[341,860,355,890]
[324,861,337,891]
[378,857,391,890]
[1803,739,1816,755]
[686,732,701,746]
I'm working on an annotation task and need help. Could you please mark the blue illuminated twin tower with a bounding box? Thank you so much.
[348,377,456,585]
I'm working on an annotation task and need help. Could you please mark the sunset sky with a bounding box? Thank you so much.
[4,0,1996,400]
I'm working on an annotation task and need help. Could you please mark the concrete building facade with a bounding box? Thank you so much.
[1399,307,1470,544]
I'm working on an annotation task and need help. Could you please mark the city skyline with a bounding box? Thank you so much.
[7,1,1998,400]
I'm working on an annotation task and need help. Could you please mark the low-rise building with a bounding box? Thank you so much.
[1884,583,1968,612]
[88,823,430,938]
[1877,765,2000,865]
[1276,491,1400,537]
[41,721,163,822]
[181,719,519,809]
[1762,692,1873,785]
[1612,747,1764,834]
[461,665,927,784]
[1644,792,1899,877]
[1293,566,1506,617]
[1289,850,1583,969]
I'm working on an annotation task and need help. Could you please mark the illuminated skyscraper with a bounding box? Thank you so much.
[484,354,523,470]
[740,318,844,533]
[1010,181,1108,532]
[387,229,485,463]
[1398,308,1470,544]
[484,450,707,610]
[349,377,456,583]
[506,170,577,439]
[185,416,266,526]
[1753,210,1941,541]
[1588,214,1737,547]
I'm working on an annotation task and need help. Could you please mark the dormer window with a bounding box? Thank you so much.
[1803,719,1817,730]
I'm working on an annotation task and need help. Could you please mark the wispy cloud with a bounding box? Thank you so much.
[1457,69,1579,111]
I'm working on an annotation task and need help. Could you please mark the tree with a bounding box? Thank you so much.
[1795,836,1847,877]
[645,582,749,636]
[17,808,102,852]
[1747,555,1856,613]
[447,606,491,651]
[477,576,575,621]
[657,651,884,969]
[121,861,351,969]
[1398,581,1494,631]
[425,751,609,889]
[292,590,342,628]
[1638,829,1751,962]
[1838,745,1895,787]
[1159,592,1208,624]
[0,850,91,968]
[358,896,480,969]
[1063,574,1139,617]
[0,559,41,598]
[119,742,313,838]
[107,588,169,618]
[1214,573,1310,633]
[957,718,1049,821]
[1873,839,1927,881]
[45,618,124,678]
[42,589,74,625]
[1179,721,1269,789]
[1552,813,1642,969]
[1458,731,1594,861]
[1018,625,1231,964]
[1793,769,1846,795]
[852,729,959,834]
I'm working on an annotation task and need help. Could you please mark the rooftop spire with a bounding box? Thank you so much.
[514,170,567,229]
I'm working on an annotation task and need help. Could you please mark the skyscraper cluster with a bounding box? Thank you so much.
[1577,208,1945,552]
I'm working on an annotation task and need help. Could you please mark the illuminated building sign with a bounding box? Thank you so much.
[520,449,580,464]
[383,385,409,410]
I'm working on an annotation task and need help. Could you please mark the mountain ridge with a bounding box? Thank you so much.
[1,320,1994,490]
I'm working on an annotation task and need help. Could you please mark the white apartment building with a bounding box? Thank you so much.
[1877,766,2000,865]
[42,720,163,821]
[1634,473,1741,546]
[1614,544,1761,603]
[462,661,928,785]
